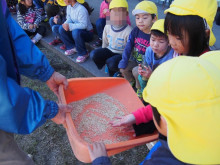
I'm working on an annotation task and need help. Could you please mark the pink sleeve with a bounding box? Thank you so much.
[126,15,131,25]
[132,105,153,125]
[100,1,109,18]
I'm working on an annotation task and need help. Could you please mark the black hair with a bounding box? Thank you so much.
[164,12,209,56]
[152,106,161,127]
[151,29,168,40]
[82,2,94,15]
[151,14,156,20]
[18,1,35,15]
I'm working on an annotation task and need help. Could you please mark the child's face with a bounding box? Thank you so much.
[21,0,33,7]
[150,34,169,58]
[168,31,189,55]
[64,0,75,5]
[135,13,156,33]
[106,0,111,3]
[110,7,127,26]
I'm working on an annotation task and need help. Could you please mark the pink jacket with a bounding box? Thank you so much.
[132,105,153,125]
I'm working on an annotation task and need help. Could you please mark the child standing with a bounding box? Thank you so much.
[90,0,132,76]
[138,19,175,98]
[48,0,66,46]
[17,0,46,44]
[59,0,94,63]
[118,1,157,95]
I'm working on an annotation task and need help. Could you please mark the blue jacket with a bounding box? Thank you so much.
[92,135,191,165]
[0,0,58,134]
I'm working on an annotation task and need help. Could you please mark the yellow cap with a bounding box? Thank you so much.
[143,50,220,164]
[109,0,128,11]
[164,0,217,46]
[132,0,158,18]
[57,0,66,6]
[151,19,164,33]
[77,0,85,4]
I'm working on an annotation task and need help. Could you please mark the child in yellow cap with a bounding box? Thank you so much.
[164,0,217,56]
[59,0,94,63]
[137,19,176,99]
[90,0,132,76]
[118,0,157,97]
[87,50,220,165]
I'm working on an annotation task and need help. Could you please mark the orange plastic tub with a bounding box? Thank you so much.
[59,77,158,163]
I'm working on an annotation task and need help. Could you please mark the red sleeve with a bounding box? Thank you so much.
[132,105,153,125]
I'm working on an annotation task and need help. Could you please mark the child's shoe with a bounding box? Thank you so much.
[60,45,66,50]
[92,39,102,47]
[113,71,122,77]
[76,54,89,63]
[49,39,63,45]
[64,48,77,56]
[31,33,42,44]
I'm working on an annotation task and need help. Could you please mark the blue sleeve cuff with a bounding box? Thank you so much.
[45,101,59,119]
[92,156,111,165]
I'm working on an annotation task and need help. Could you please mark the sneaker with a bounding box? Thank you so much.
[136,89,143,98]
[92,39,102,47]
[64,48,77,56]
[31,33,42,44]
[60,45,66,50]
[49,39,63,45]
[76,54,89,63]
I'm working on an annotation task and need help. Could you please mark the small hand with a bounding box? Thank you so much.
[103,8,109,15]
[62,23,69,31]
[51,103,72,125]
[29,24,34,29]
[53,16,58,24]
[46,72,68,100]
[142,66,152,79]
[110,114,136,127]
[88,143,107,162]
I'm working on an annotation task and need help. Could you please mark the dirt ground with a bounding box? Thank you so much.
[15,45,149,165]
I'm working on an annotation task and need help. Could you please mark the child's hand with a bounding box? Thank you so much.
[110,114,136,127]
[53,16,58,24]
[103,8,109,15]
[88,143,107,162]
[62,23,69,31]
[29,24,34,29]
[142,66,152,79]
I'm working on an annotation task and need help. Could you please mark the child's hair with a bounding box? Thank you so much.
[18,1,35,15]
[151,14,156,20]
[151,30,168,40]
[164,13,209,56]
[82,2,94,15]
[152,106,161,126]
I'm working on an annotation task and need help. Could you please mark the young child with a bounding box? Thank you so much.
[17,0,46,44]
[59,0,94,63]
[118,1,157,97]
[137,19,175,98]
[164,0,217,56]
[90,0,132,76]
[88,50,220,165]
[93,0,131,47]
[48,0,67,46]
[6,0,17,14]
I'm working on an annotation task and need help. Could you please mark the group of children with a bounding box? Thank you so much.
[13,0,220,164]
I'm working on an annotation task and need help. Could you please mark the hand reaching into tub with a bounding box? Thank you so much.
[110,114,136,127]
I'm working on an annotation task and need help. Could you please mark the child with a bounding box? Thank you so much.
[48,0,67,46]
[93,0,111,47]
[93,0,131,47]
[164,0,217,56]
[88,50,220,165]
[17,0,46,44]
[6,0,17,14]
[118,1,157,96]
[59,0,94,63]
[137,19,175,98]
[90,0,132,76]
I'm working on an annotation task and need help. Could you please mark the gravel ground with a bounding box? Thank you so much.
[15,44,148,165]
